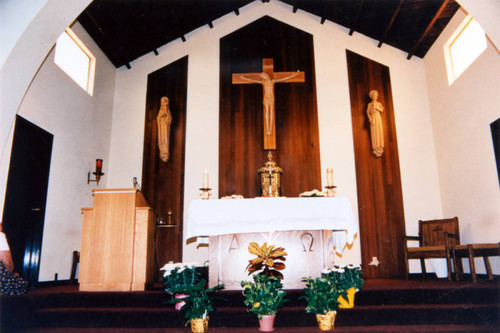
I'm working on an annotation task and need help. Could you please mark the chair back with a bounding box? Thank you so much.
[419,217,460,247]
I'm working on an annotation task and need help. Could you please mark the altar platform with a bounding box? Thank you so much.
[186,197,358,289]
[2,277,498,332]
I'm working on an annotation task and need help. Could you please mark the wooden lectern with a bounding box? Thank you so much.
[79,189,155,291]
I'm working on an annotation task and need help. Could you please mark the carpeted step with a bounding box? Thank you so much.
[3,279,499,332]
[13,323,500,333]
[22,283,500,310]
[31,302,499,329]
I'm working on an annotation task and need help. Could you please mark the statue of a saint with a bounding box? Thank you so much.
[366,90,384,157]
[157,96,172,162]
[236,72,299,136]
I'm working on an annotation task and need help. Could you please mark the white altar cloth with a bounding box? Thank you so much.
[186,197,358,254]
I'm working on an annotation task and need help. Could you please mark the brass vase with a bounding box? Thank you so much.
[190,317,209,333]
[316,310,336,331]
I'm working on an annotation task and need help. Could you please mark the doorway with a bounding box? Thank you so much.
[2,115,53,285]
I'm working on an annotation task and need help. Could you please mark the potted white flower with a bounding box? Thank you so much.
[322,264,364,308]
[160,262,201,310]
[168,279,224,333]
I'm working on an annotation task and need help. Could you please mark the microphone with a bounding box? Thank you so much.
[133,177,140,190]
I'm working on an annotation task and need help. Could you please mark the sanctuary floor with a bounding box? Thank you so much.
[1,276,499,333]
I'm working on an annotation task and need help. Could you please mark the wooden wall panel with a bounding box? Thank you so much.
[143,57,188,274]
[346,50,406,279]
[219,16,321,198]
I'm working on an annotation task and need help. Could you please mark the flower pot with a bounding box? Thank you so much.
[174,293,188,311]
[338,287,357,309]
[316,310,336,331]
[258,314,276,332]
[191,317,209,333]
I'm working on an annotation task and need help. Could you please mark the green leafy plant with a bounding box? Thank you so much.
[160,262,201,295]
[322,264,364,291]
[168,279,225,324]
[246,242,287,279]
[241,274,288,319]
[301,276,345,314]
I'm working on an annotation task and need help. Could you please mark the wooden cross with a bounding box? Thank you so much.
[232,58,305,150]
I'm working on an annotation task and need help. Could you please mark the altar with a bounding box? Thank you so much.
[186,197,357,289]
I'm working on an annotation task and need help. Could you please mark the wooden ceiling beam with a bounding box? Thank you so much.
[407,0,450,60]
[320,1,329,25]
[349,0,365,36]
[378,0,404,48]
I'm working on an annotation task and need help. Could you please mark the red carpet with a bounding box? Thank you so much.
[1,277,499,332]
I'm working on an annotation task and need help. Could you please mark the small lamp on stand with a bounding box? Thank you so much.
[88,159,105,185]
[157,210,177,228]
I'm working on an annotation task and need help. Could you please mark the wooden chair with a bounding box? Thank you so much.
[453,243,500,282]
[403,217,460,280]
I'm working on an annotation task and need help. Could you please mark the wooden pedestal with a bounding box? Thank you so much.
[79,189,155,291]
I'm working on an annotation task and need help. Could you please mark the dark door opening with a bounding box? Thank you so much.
[2,115,53,285]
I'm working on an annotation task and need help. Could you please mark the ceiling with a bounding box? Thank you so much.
[76,0,460,69]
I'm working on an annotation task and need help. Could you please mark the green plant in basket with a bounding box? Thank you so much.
[241,274,288,319]
[301,276,345,314]
[160,262,201,295]
[245,242,287,279]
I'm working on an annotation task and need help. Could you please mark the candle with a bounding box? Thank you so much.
[326,168,334,186]
[202,170,209,188]
[95,159,103,174]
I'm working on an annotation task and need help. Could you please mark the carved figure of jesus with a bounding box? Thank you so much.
[232,58,305,150]
[157,96,172,162]
[236,71,299,136]
[366,90,384,157]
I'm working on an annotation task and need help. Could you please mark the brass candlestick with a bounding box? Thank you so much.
[157,210,177,227]
[199,188,212,200]
[324,185,337,197]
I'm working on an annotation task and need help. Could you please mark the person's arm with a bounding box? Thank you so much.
[0,250,15,273]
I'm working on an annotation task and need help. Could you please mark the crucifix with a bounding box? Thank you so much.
[232,58,305,150]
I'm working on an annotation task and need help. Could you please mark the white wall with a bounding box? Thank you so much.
[0,0,47,68]
[107,1,443,271]
[14,22,115,281]
[0,0,91,223]
[456,0,500,51]
[6,0,495,281]
[424,8,500,274]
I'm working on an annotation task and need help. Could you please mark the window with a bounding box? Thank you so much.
[54,28,95,95]
[445,16,487,85]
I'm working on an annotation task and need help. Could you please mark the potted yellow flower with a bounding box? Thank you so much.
[241,274,288,332]
[242,242,288,331]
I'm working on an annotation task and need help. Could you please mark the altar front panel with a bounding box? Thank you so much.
[209,230,335,290]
